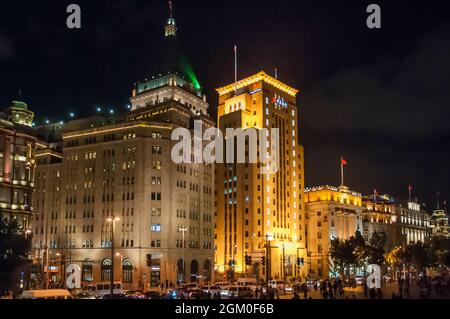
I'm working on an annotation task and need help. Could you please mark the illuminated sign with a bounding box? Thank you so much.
[250,88,262,95]
[273,94,288,108]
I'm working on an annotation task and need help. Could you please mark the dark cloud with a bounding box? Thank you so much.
[302,23,450,137]
[0,32,14,60]
[301,23,450,206]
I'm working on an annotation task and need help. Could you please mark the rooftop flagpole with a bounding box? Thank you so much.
[340,157,347,187]
[234,45,237,94]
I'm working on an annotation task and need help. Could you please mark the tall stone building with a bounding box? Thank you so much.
[362,194,397,252]
[304,185,363,279]
[0,101,36,231]
[215,71,306,282]
[31,5,215,289]
[395,201,430,245]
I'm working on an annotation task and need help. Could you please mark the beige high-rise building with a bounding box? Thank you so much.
[31,7,215,289]
[304,185,363,279]
[32,73,215,289]
[215,71,306,282]
[0,101,36,231]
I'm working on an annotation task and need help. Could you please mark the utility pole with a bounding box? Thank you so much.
[282,244,286,294]
[107,215,120,298]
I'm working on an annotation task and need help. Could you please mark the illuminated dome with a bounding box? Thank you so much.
[167,17,176,26]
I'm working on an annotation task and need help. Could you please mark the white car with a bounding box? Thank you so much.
[355,276,365,285]
[222,286,253,298]
[202,285,221,295]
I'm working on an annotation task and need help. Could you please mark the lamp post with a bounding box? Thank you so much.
[107,215,120,298]
[264,234,273,292]
[180,226,187,283]
[116,252,123,284]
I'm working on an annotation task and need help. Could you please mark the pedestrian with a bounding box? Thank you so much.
[369,288,376,299]
[364,281,368,298]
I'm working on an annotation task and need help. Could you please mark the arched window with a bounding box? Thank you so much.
[177,259,184,283]
[82,259,94,282]
[101,259,111,281]
[190,259,199,282]
[122,259,133,284]
[203,259,211,282]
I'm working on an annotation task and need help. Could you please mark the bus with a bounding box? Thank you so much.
[21,289,72,299]
[83,282,123,298]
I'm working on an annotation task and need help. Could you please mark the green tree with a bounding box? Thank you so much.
[366,231,386,265]
[0,214,32,295]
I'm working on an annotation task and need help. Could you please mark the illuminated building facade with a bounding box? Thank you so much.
[31,6,215,289]
[0,101,36,232]
[304,185,363,279]
[215,71,305,282]
[430,209,450,238]
[395,201,430,245]
[362,194,397,251]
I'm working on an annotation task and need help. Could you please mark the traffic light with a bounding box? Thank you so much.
[297,257,301,266]
[245,255,251,266]
[261,256,265,266]
[301,258,305,266]
[146,254,152,267]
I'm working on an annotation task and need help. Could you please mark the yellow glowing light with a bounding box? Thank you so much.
[216,71,299,97]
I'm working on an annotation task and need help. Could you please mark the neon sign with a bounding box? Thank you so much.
[273,94,288,108]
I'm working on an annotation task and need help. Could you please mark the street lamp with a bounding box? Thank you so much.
[116,252,123,284]
[264,234,273,292]
[179,226,187,283]
[107,216,120,298]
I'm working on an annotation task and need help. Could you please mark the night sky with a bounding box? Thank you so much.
[0,0,449,209]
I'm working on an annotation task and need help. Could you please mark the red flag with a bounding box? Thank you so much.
[408,185,413,191]
[341,158,347,166]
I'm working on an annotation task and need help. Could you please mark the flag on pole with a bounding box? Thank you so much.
[408,185,412,201]
[374,188,379,202]
[234,45,237,93]
[340,157,347,186]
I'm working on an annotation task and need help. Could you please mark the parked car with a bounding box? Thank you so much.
[100,293,128,299]
[187,288,205,299]
[355,276,365,285]
[237,278,258,292]
[145,290,163,299]
[71,289,96,299]
[202,285,221,295]
[125,290,146,299]
[222,286,253,298]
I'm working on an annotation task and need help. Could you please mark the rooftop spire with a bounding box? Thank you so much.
[165,0,177,37]
[169,0,173,17]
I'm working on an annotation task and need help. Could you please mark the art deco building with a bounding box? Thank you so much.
[215,71,305,282]
[31,7,215,289]
[362,194,397,251]
[395,201,430,245]
[362,194,432,250]
[0,101,36,231]
[304,185,363,279]
[429,209,450,238]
